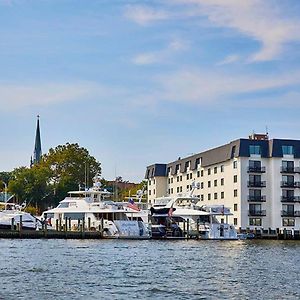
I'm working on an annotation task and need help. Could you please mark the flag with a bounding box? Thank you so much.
[127,198,140,211]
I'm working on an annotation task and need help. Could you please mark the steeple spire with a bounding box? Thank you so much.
[32,115,42,165]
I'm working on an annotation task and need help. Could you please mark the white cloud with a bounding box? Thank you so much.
[173,0,300,62]
[132,38,189,65]
[124,5,169,26]
[217,54,240,66]
[0,82,108,111]
[127,1,300,62]
[157,68,300,103]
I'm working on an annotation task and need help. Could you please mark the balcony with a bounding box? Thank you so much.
[248,195,266,202]
[280,167,300,173]
[247,166,266,173]
[281,210,300,217]
[280,181,300,188]
[247,181,266,188]
[248,210,266,216]
[281,196,300,203]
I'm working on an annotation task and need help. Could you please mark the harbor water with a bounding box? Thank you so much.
[0,239,300,299]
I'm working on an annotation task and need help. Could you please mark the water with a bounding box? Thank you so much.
[0,239,300,299]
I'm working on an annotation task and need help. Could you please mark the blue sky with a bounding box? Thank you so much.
[1,0,300,182]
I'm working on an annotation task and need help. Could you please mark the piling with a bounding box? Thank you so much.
[56,219,59,231]
[11,218,14,231]
[88,217,91,231]
[68,218,71,231]
[187,219,190,240]
[19,215,22,238]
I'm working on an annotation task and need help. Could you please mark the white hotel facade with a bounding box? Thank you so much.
[145,134,300,230]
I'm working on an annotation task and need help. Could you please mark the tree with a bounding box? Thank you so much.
[8,143,101,210]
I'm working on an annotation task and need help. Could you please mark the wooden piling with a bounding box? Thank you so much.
[56,219,59,231]
[187,219,190,239]
[11,218,14,231]
[88,217,91,231]
[68,218,71,231]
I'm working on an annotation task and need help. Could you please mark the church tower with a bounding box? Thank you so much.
[31,115,42,166]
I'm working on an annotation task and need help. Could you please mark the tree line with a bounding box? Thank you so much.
[0,143,145,214]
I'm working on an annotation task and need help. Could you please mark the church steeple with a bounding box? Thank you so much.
[32,115,42,165]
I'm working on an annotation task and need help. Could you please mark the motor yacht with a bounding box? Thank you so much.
[42,176,150,239]
[150,184,238,240]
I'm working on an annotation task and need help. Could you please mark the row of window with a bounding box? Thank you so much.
[249,145,294,155]
[249,218,295,227]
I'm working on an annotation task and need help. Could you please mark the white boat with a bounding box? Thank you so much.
[0,204,45,230]
[42,176,150,239]
[150,186,238,240]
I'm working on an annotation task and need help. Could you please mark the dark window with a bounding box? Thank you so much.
[214,179,217,187]
[197,171,200,177]
[221,178,224,186]
[282,145,294,155]
[201,170,204,177]
[221,165,224,172]
[233,161,237,169]
[249,218,262,226]
[234,218,237,226]
[234,175,237,183]
[221,192,224,199]
[249,145,261,155]
[208,168,211,175]
[201,182,204,189]
[231,146,236,158]
[234,204,238,211]
[208,181,211,188]
[195,158,200,168]
[208,193,211,200]
[214,167,217,174]
[214,192,217,200]
[282,218,295,226]
[234,189,238,197]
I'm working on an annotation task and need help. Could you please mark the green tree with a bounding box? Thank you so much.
[8,143,101,210]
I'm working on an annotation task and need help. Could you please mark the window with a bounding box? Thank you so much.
[149,180,151,186]
[282,175,294,184]
[282,160,294,171]
[221,165,224,172]
[221,192,224,199]
[185,161,190,171]
[234,218,237,226]
[221,218,224,224]
[180,176,182,181]
[201,182,204,189]
[214,167,217,174]
[153,179,155,184]
[187,174,189,180]
[249,160,261,171]
[187,185,190,191]
[168,178,170,184]
[175,164,180,173]
[249,204,262,214]
[208,181,211,188]
[282,145,294,155]
[234,204,238,211]
[190,173,192,179]
[201,194,204,201]
[249,218,262,226]
[221,178,224,186]
[234,175,237,183]
[249,145,261,155]
[233,161,237,169]
[201,170,204,177]
[167,167,171,175]
[153,189,155,195]
[171,178,173,184]
[195,158,201,168]
[282,218,295,226]
[231,146,236,158]
[208,193,211,200]
[208,168,211,175]
[168,189,170,194]
[171,188,173,194]
[282,204,294,216]
[197,171,200,177]
[177,187,179,193]
[214,179,217,187]
[180,186,182,192]
[234,189,238,197]
[177,176,179,182]
[149,190,151,196]
[214,192,218,200]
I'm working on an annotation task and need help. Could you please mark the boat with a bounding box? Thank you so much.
[150,184,238,240]
[0,204,46,230]
[41,176,151,239]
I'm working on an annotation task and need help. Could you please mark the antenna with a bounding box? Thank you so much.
[266,125,269,136]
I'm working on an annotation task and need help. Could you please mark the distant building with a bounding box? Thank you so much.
[145,133,300,231]
[31,115,42,166]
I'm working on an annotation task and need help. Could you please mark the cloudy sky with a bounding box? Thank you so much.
[1,0,300,181]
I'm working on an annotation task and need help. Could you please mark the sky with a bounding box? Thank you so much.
[1,0,300,182]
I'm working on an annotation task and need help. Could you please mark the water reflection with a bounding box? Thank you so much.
[0,239,300,299]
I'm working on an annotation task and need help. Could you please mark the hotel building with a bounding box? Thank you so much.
[145,134,300,230]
